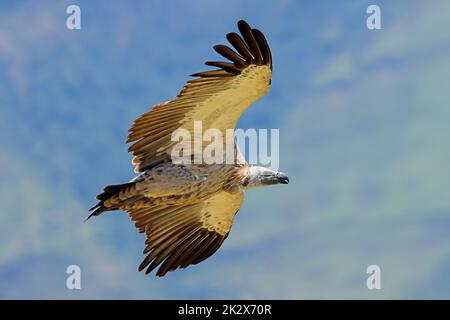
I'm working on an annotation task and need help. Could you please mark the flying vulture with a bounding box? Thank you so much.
[88,20,289,277]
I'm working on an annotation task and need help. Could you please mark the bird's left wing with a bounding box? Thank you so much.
[128,191,244,276]
[127,20,272,172]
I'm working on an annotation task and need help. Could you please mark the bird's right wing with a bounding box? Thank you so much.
[128,190,244,276]
[127,20,272,172]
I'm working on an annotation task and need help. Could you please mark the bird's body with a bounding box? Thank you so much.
[97,162,245,211]
[89,20,289,276]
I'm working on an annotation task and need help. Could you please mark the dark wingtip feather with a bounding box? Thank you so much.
[226,32,254,64]
[137,227,228,277]
[192,20,272,78]
[251,28,272,69]
[190,70,233,78]
[237,20,262,64]
[205,61,242,74]
[237,20,252,33]
[212,44,245,65]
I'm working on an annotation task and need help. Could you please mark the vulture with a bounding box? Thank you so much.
[88,20,289,277]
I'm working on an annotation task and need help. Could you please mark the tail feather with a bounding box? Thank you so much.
[96,183,135,201]
[85,181,135,222]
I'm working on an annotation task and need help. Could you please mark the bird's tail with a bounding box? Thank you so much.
[85,182,135,222]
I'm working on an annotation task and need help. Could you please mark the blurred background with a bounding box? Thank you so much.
[1,0,450,299]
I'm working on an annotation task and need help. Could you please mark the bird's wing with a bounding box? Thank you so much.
[127,20,272,172]
[128,190,244,276]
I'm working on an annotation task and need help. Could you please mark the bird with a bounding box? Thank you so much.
[88,20,289,277]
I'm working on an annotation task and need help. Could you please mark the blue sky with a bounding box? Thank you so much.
[1,0,450,299]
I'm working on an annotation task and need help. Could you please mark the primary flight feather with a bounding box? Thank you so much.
[88,20,289,277]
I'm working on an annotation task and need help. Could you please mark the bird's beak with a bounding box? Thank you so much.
[277,172,289,184]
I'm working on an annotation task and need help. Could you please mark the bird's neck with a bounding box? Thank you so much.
[242,166,278,190]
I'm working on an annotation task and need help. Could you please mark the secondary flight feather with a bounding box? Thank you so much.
[88,20,289,277]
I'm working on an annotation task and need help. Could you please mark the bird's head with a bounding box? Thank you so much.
[244,166,289,189]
